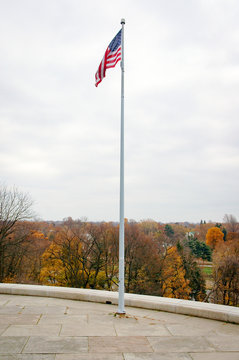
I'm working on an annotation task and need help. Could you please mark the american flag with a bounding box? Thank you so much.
[95,30,122,87]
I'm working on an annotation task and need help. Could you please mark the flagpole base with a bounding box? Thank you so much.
[115,312,126,317]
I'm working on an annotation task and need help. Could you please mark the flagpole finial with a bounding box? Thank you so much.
[121,18,125,24]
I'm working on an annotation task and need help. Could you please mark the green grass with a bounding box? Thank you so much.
[202,266,212,276]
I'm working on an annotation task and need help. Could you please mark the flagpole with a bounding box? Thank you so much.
[118,18,125,314]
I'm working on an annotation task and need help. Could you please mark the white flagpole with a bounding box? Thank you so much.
[118,18,125,314]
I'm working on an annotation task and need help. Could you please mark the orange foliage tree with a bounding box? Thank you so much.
[206,227,224,250]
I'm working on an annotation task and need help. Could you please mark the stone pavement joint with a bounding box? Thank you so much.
[0,293,239,359]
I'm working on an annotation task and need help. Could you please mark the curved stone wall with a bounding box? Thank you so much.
[0,283,238,324]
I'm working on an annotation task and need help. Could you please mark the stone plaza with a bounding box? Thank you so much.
[0,287,239,359]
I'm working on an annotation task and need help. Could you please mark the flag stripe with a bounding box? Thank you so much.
[106,59,121,69]
[107,47,121,59]
[106,55,121,67]
[106,51,121,65]
[106,58,121,67]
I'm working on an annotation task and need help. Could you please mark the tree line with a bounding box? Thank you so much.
[1,185,239,306]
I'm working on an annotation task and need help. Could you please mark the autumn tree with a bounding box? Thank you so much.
[206,227,224,250]
[154,225,176,251]
[40,222,88,288]
[170,223,188,243]
[25,227,51,283]
[40,242,67,286]
[70,221,115,289]
[210,239,239,306]
[124,220,161,294]
[124,222,197,299]
[194,222,214,242]
[227,232,239,242]
[40,220,117,289]
[223,214,238,233]
[99,222,118,290]
[131,241,192,299]
[0,186,34,281]
[161,247,191,299]
[36,219,203,301]
[138,219,159,235]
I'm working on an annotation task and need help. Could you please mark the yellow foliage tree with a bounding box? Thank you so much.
[162,247,191,299]
[39,227,107,289]
[39,243,67,286]
[206,227,224,250]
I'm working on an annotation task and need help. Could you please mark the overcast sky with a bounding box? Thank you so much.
[1,0,238,223]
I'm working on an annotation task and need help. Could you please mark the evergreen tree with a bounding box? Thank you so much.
[185,237,212,261]
[164,224,174,237]
[177,242,206,301]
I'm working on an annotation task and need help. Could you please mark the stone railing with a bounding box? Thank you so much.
[0,283,238,324]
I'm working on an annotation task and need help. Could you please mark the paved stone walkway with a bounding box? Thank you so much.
[0,294,239,359]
